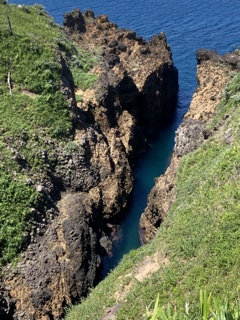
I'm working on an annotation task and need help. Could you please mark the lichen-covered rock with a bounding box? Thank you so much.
[174,118,206,157]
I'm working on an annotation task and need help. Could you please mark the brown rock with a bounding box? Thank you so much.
[64,9,178,138]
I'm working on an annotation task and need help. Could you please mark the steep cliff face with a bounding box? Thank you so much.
[64,9,178,139]
[140,49,240,243]
[0,6,178,320]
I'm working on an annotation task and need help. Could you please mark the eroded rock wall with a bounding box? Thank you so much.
[140,49,240,244]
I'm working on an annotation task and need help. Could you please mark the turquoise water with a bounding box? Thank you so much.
[10,0,240,275]
[101,112,186,276]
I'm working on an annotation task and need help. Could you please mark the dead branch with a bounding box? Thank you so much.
[7,71,12,96]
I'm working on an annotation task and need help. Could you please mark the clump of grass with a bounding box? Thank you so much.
[63,141,79,155]
[0,170,37,265]
[144,291,240,320]
[70,47,99,90]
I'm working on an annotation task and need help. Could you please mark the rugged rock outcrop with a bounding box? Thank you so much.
[140,49,240,244]
[0,8,178,320]
[4,194,105,320]
[64,9,178,138]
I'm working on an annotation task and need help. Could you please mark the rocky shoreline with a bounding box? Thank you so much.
[0,8,178,320]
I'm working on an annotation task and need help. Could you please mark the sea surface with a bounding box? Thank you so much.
[9,0,240,276]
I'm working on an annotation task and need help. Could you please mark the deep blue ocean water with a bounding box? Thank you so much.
[9,0,240,275]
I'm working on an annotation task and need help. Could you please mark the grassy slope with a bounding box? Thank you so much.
[65,73,240,319]
[0,3,98,265]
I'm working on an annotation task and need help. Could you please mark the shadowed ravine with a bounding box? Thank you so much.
[101,96,188,278]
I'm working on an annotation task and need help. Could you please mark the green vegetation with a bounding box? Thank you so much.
[0,3,99,265]
[70,47,99,90]
[63,141,79,155]
[0,171,36,264]
[145,291,240,320]
[65,73,240,319]
[0,4,72,137]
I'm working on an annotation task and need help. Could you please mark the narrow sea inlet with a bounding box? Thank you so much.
[101,99,187,276]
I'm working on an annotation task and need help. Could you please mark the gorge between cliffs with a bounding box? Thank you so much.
[0,3,240,320]
[0,6,178,319]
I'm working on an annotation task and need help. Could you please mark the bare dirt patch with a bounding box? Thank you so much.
[21,89,37,98]
[114,251,169,303]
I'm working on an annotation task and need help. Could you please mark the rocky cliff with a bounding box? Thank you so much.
[63,9,178,139]
[140,48,240,243]
[0,6,178,320]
